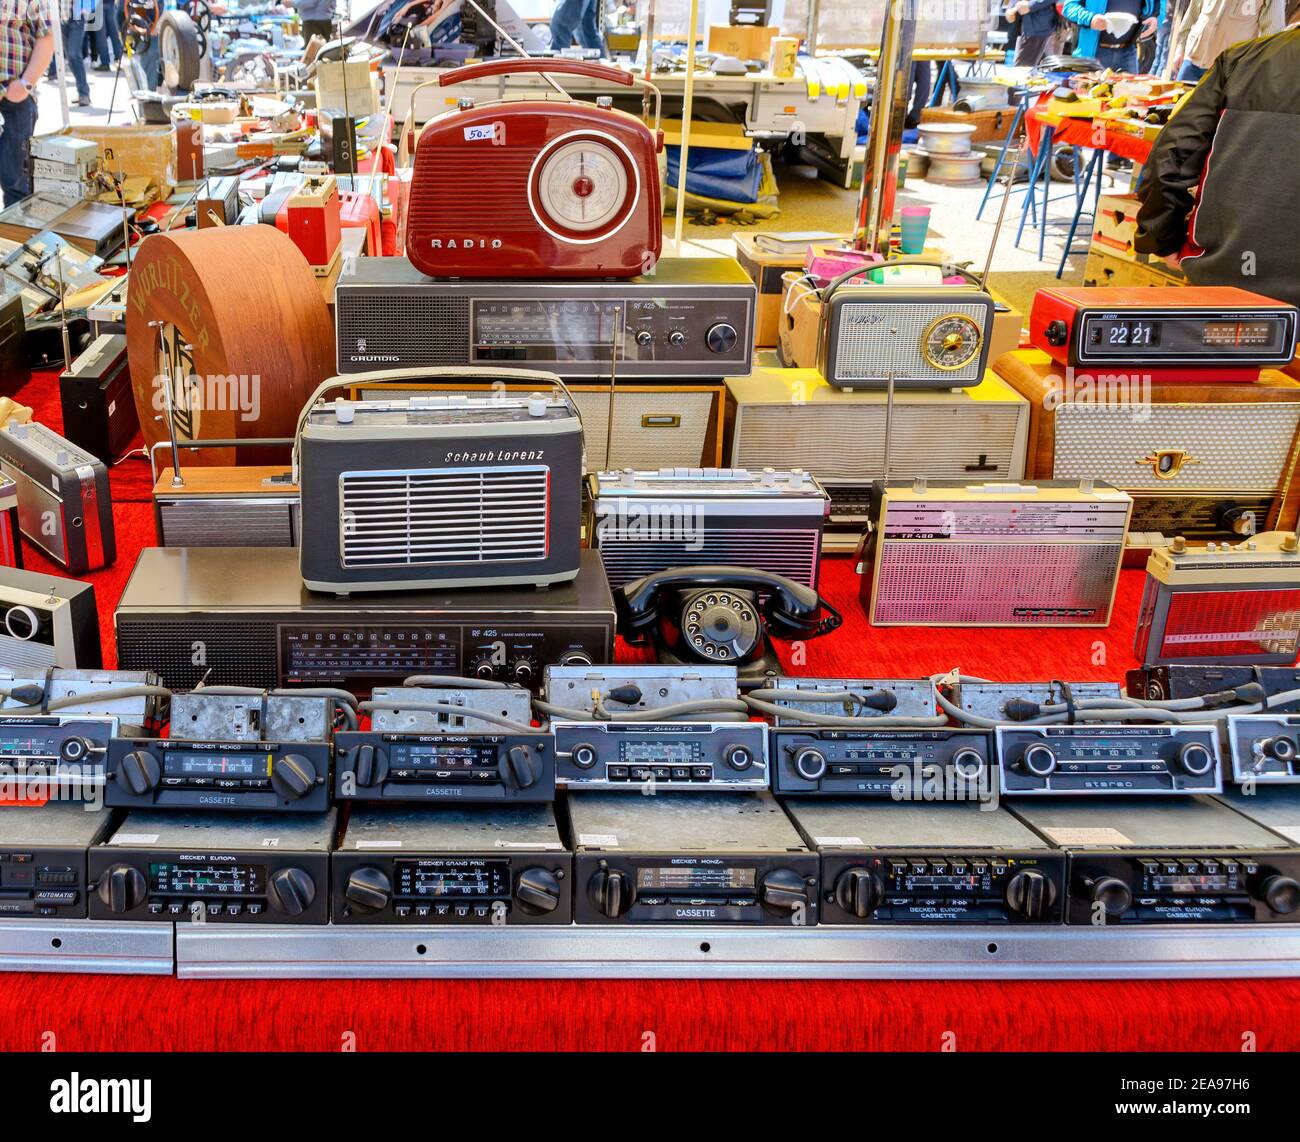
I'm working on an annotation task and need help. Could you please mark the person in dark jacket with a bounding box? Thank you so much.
[1134,27,1300,306]
[1005,0,1061,66]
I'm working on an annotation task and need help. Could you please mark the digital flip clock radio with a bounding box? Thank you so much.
[569,793,819,925]
[1029,286,1299,382]
[784,801,1066,925]
[993,349,1300,546]
[334,256,755,379]
[114,547,616,693]
[818,285,997,390]
[0,803,116,919]
[724,368,1031,550]
[335,685,553,803]
[1223,715,1300,784]
[1126,663,1300,709]
[405,59,663,279]
[104,692,336,813]
[1009,798,1300,925]
[89,811,337,924]
[588,467,829,590]
[332,806,571,925]
[1134,532,1300,666]
[552,720,769,791]
[995,724,1223,796]
[297,384,583,593]
[860,478,1132,627]
[770,728,994,797]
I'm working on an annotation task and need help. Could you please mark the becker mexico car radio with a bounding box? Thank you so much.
[551,720,769,790]
[770,728,993,797]
[332,805,571,925]
[995,724,1222,796]
[1029,286,1298,381]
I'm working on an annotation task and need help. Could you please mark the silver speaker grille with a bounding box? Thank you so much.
[158,501,298,547]
[873,542,1122,624]
[597,529,821,588]
[339,466,549,569]
[735,404,1023,479]
[336,293,470,366]
[833,299,990,384]
[0,635,56,673]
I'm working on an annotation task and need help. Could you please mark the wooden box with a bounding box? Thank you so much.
[920,106,1017,144]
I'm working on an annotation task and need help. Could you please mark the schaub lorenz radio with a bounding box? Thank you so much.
[405,59,663,279]
[297,376,583,593]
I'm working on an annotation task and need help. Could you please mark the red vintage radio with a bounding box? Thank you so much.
[404,59,663,279]
[1030,286,1298,382]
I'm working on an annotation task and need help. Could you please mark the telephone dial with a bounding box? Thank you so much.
[613,567,842,683]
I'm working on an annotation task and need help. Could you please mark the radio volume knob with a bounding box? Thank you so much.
[951,747,986,782]
[833,867,881,918]
[1261,875,1300,915]
[97,864,147,913]
[1005,868,1057,920]
[792,747,828,782]
[1261,737,1298,763]
[59,735,93,764]
[1089,876,1133,917]
[668,330,687,348]
[1044,319,1069,346]
[761,868,809,913]
[267,867,317,916]
[117,750,162,796]
[271,754,317,800]
[635,329,653,346]
[350,744,389,787]
[344,866,391,913]
[571,743,598,769]
[1176,742,1216,777]
[515,867,562,914]
[724,744,754,771]
[705,322,738,354]
[1018,743,1058,778]
[502,745,541,791]
[588,865,632,918]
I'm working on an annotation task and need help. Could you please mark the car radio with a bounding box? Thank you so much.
[0,803,116,919]
[1224,715,1300,784]
[568,792,819,925]
[784,800,1065,925]
[996,724,1222,796]
[552,721,768,790]
[1126,663,1300,710]
[89,810,337,924]
[1010,797,1300,924]
[752,676,939,725]
[769,727,994,798]
[336,685,553,803]
[332,805,571,925]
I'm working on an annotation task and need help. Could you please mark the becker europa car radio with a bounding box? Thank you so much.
[1029,286,1298,381]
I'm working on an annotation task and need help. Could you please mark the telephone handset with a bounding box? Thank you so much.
[613,566,842,682]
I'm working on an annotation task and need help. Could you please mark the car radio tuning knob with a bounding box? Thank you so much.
[117,749,162,796]
[1044,319,1068,346]
[723,744,754,771]
[792,747,828,782]
[1261,737,1298,763]
[1089,876,1133,917]
[1005,868,1057,920]
[1261,875,1300,915]
[761,868,809,913]
[344,866,392,913]
[97,864,147,913]
[571,743,598,769]
[1019,743,1058,778]
[351,743,389,787]
[833,867,880,918]
[515,867,562,914]
[1176,742,1216,777]
[271,754,317,800]
[58,735,93,764]
[267,867,316,916]
[502,744,541,790]
[588,865,632,918]
[705,322,738,354]
[951,748,986,782]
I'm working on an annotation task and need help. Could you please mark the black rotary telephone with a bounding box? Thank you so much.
[613,567,842,683]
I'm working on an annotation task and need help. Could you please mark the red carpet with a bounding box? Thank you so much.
[5,368,1300,1051]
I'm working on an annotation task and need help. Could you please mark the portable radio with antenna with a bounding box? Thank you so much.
[405,59,663,279]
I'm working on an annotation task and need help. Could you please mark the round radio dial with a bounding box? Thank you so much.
[1044,319,1069,347]
[502,744,541,790]
[1005,868,1057,920]
[635,329,653,347]
[1019,743,1058,778]
[471,658,497,680]
[1090,876,1133,917]
[515,867,562,914]
[724,744,754,771]
[1262,875,1300,915]
[534,137,631,235]
[571,743,598,770]
[1261,736,1298,763]
[59,735,93,764]
[510,657,536,684]
[921,313,984,371]
[344,866,392,913]
[97,864,147,913]
[668,329,687,348]
[706,322,738,354]
[1176,741,1216,777]
[587,865,632,918]
[267,867,316,916]
[951,747,986,782]
[117,749,162,796]
[792,747,828,782]
[833,867,881,918]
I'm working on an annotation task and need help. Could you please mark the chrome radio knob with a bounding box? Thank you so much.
[515,867,562,914]
[116,749,161,796]
[267,867,316,916]
[1019,743,1057,778]
[951,747,986,781]
[634,329,653,347]
[97,864,147,913]
[271,753,317,800]
[705,322,738,354]
[59,735,93,764]
[1262,875,1300,915]
[571,743,598,770]
[1176,742,1216,777]
[668,329,687,348]
[833,867,881,918]
[723,744,754,771]
[587,865,632,918]
[1089,876,1133,917]
[344,866,392,913]
[1005,868,1057,920]
[1261,736,1298,763]
[792,747,828,781]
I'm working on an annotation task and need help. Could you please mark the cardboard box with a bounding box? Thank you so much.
[1083,247,1184,288]
[735,232,852,349]
[315,60,380,118]
[57,124,174,198]
[706,23,779,61]
[777,271,821,369]
[920,106,1017,144]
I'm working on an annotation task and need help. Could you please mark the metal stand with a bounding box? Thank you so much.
[975,89,1031,220]
[0,920,173,975]
[175,924,1300,981]
[1056,147,1105,278]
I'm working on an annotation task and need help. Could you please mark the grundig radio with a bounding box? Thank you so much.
[406,59,663,279]
[297,376,583,593]
[334,256,755,379]
[993,349,1300,545]
[860,478,1132,627]
[1029,286,1299,382]
[1134,532,1300,667]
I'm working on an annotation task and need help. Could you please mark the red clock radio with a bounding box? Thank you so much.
[1029,286,1298,382]
[405,59,663,279]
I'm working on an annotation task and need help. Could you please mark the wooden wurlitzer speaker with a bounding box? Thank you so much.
[125,227,334,465]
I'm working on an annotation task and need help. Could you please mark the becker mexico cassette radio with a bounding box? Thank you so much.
[335,684,553,803]
[405,59,663,279]
[569,793,819,925]
[995,724,1222,796]
[334,256,755,379]
[332,806,571,925]
[1029,286,1298,382]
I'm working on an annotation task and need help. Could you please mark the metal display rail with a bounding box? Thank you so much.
[0,920,174,975]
